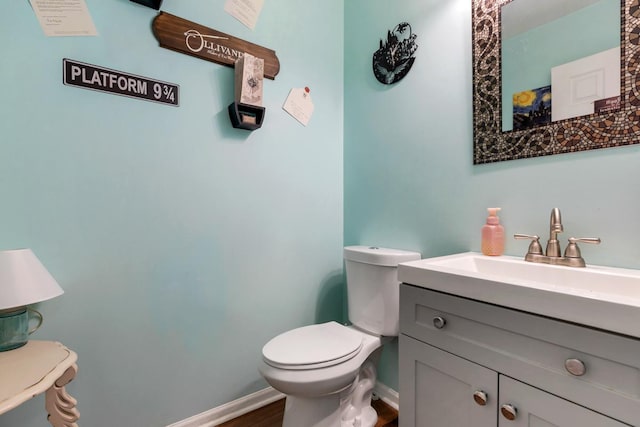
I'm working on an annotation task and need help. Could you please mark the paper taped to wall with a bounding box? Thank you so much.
[224,0,264,30]
[29,0,97,37]
[283,87,314,126]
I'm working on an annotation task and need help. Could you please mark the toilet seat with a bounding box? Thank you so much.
[262,322,364,370]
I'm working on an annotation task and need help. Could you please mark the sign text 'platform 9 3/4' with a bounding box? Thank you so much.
[63,59,179,106]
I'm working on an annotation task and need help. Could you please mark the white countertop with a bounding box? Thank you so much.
[398,252,640,339]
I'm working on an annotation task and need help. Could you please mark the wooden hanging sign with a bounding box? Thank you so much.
[152,12,280,80]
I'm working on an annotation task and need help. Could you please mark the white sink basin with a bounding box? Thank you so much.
[398,252,640,338]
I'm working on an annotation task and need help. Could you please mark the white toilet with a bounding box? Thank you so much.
[259,245,421,427]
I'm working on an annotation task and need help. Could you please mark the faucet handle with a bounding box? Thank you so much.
[569,237,601,245]
[514,234,543,255]
[564,237,601,258]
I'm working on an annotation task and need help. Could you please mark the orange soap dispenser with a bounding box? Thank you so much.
[481,207,504,256]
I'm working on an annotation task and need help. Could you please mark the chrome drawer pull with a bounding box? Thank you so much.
[473,390,488,406]
[432,316,446,329]
[500,404,517,420]
[564,358,586,376]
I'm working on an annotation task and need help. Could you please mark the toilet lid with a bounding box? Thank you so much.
[262,321,363,370]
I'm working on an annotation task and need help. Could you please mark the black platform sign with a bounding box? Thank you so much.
[63,59,179,106]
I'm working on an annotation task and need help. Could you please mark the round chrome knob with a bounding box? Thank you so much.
[433,316,446,329]
[473,390,488,406]
[500,404,517,421]
[565,358,586,376]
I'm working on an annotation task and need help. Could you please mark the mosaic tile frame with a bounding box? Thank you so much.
[473,0,640,164]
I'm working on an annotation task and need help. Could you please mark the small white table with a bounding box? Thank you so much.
[0,341,79,427]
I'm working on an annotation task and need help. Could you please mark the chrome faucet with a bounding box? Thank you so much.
[514,208,601,268]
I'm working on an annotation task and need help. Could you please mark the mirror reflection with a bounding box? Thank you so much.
[501,0,620,132]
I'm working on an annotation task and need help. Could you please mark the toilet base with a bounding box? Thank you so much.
[282,392,377,427]
[282,357,380,427]
[283,394,342,427]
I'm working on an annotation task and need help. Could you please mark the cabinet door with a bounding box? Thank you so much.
[498,376,631,427]
[399,335,497,427]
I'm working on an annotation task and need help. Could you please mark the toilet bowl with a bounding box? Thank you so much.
[259,322,384,397]
[259,322,386,427]
[259,246,421,427]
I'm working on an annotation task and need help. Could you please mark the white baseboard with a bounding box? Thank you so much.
[166,387,285,427]
[373,382,399,411]
[167,382,398,427]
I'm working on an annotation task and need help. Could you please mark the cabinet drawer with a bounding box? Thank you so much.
[400,284,640,425]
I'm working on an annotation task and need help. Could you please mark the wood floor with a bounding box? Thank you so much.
[217,397,398,427]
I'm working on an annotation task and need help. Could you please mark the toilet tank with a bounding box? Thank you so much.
[344,246,421,336]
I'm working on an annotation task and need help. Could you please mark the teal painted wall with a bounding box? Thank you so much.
[0,1,343,426]
[345,0,640,391]
[502,0,620,130]
[4,0,640,423]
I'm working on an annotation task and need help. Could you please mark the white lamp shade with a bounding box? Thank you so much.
[0,249,64,310]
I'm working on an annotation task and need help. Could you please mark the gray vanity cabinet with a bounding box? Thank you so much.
[399,283,638,427]
[497,376,627,427]
[399,334,497,426]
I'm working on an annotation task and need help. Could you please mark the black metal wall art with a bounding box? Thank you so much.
[373,22,418,85]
